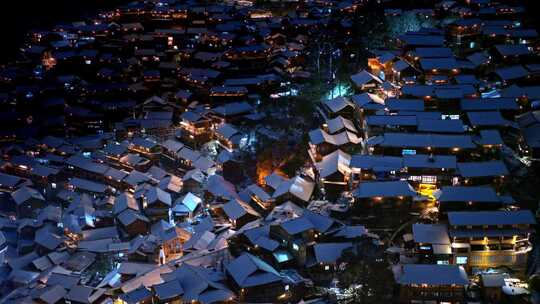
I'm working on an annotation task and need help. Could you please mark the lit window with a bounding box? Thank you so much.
[402,149,416,155]
[408,176,422,182]
[421,176,437,184]
[456,256,467,264]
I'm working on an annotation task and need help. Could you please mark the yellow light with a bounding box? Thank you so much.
[418,184,436,200]
[278,293,288,300]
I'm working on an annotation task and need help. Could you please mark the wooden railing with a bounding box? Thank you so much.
[457,247,532,268]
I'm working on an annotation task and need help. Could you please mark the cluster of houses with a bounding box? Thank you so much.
[0,0,342,143]
[0,0,539,303]
[305,0,540,303]
[0,0,383,303]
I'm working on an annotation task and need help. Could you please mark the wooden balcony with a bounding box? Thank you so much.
[456,245,532,268]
